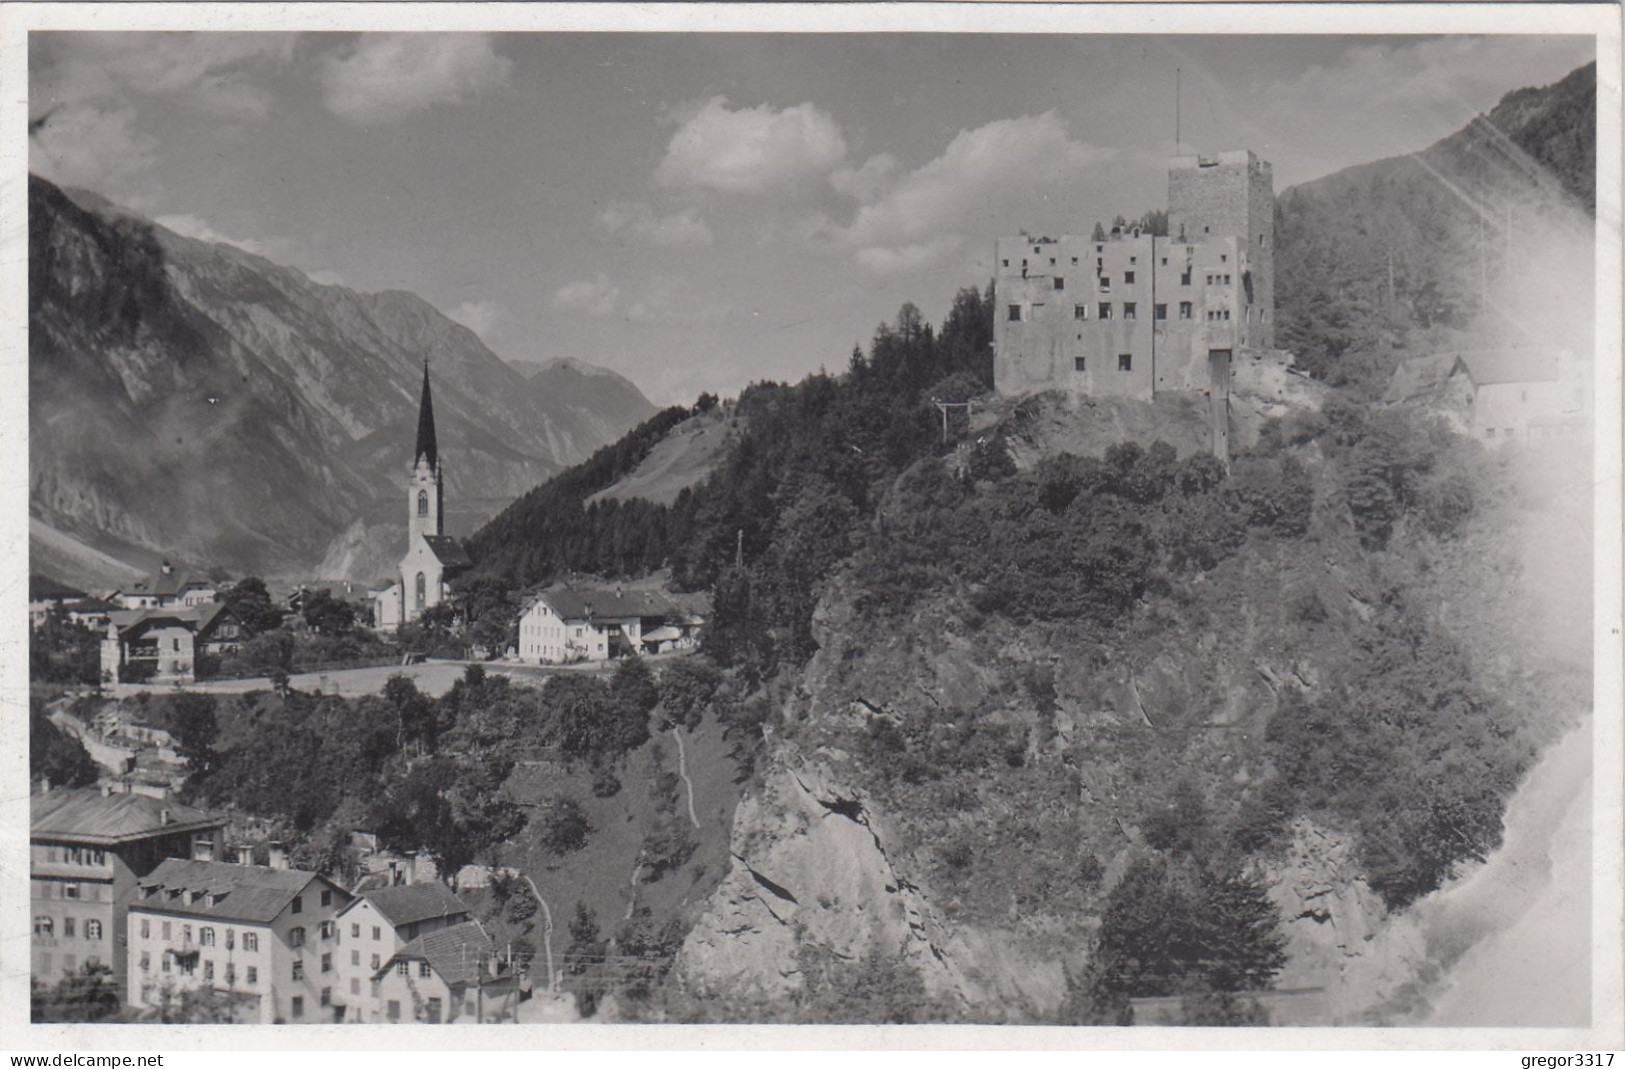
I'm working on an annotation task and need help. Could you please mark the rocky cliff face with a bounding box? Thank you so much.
[29,176,655,585]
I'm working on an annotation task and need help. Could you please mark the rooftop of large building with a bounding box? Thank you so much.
[31,787,226,846]
[376,920,496,986]
[132,858,341,924]
[106,601,235,637]
[530,585,677,623]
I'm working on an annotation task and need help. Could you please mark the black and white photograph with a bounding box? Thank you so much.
[4,1,1620,1051]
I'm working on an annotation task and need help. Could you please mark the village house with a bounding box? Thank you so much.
[1453,347,1590,444]
[100,602,245,685]
[516,586,700,664]
[372,920,521,1024]
[331,881,472,1022]
[110,563,218,612]
[126,857,355,1023]
[31,785,228,995]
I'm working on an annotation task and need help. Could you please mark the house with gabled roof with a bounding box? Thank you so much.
[112,562,218,611]
[372,920,520,1024]
[99,602,244,684]
[1447,347,1590,445]
[331,881,472,1022]
[517,585,696,664]
[126,857,355,1023]
[31,785,227,999]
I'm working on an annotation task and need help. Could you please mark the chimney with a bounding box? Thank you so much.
[40,774,50,795]
[101,783,113,798]
[267,842,288,870]
[161,561,174,576]
[237,843,255,866]
[160,807,172,825]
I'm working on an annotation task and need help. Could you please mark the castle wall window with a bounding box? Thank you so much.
[1098,303,1112,320]
[1074,305,1087,320]
[1220,254,1228,263]
[1074,357,1087,372]
[1154,304,1167,321]
[1124,271,1136,285]
[1124,303,1137,320]
[1181,269,1192,286]
[1099,277,1111,293]
[417,491,428,517]
[1007,305,1022,322]
[1071,256,1079,265]
[1053,277,1064,291]
[1118,354,1133,372]
[1001,259,1009,267]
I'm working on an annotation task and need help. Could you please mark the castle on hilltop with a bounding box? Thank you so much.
[994,150,1281,458]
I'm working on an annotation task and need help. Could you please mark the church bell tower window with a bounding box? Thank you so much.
[418,491,429,518]
[415,572,426,610]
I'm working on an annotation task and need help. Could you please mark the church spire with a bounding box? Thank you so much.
[414,360,438,470]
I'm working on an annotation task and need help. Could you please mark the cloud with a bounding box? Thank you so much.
[553,274,622,317]
[154,212,275,256]
[823,111,1113,274]
[320,34,512,124]
[852,237,965,276]
[30,104,159,195]
[655,96,848,194]
[30,32,296,120]
[445,299,504,340]
[596,201,714,247]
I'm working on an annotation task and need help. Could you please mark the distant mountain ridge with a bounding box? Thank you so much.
[29,175,656,586]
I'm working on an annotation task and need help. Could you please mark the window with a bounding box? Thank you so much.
[351,924,360,939]
[1161,257,1168,266]
[1484,427,1496,439]
[1206,274,1213,286]
[320,987,332,1007]
[85,920,102,941]
[1049,257,1056,266]
[372,927,381,942]
[140,952,151,972]
[1124,303,1137,320]
[1099,276,1111,293]
[162,955,171,974]
[201,927,215,946]
[63,883,80,900]
[419,962,433,979]
[319,920,335,940]
[292,960,305,981]
[396,961,410,977]
[172,639,180,652]
[1051,277,1064,292]
[226,963,235,985]
[1095,244,1104,253]
[351,978,360,996]
[1007,304,1022,322]
[204,961,214,981]
[64,918,76,938]
[1071,256,1079,265]
[426,997,443,1024]
[1074,304,1087,320]
[321,953,333,974]
[290,927,305,948]
[247,966,258,985]
[291,996,304,1019]
[1098,303,1112,320]
[1259,234,1267,247]
[1118,354,1133,372]
[140,919,150,939]
[351,950,360,966]
[388,1000,401,1022]
[33,916,52,936]
[1154,303,1168,321]
[1224,274,1232,285]
[417,491,428,517]
[1124,271,1136,285]
[1001,258,1009,267]
[1179,302,1193,320]
[371,954,381,970]
[291,895,302,916]
[162,922,172,941]
[225,930,234,950]
[1074,356,1087,373]
[1181,269,1192,286]
[1220,253,1228,263]
[243,932,258,952]
[321,889,333,908]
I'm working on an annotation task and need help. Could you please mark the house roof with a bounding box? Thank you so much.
[375,920,494,987]
[343,881,470,928]
[31,788,227,846]
[1382,353,1462,404]
[423,536,471,570]
[1452,349,1560,387]
[131,858,341,924]
[127,568,215,600]
[642,625,683,643]
[108,602,237,638]
[533,586,676,623]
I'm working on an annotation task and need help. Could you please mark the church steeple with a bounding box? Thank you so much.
[414,360,438,471]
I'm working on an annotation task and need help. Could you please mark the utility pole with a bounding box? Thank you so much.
[1175,67,1181,151]
[735,529,743,569]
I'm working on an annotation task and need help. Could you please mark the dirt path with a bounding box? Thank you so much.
[672,728,702,830]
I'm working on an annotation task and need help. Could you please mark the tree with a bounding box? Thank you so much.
[1092,221,1108,242]
[31,962,123,1022]
[30,699,100,789]
[383,673,435,753]
[166,692,220,784]
[220,577,283,635]
[659,657,722,732]
[540,795,592,855]
[300,590,358,637]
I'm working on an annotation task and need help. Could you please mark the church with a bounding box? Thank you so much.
[372,364,470,632]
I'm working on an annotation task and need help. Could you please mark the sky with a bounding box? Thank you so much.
[28,29,1596,405]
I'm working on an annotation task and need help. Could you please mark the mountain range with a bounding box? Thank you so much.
[28,177,655,588]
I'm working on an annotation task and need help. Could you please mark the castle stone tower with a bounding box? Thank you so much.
[1168,149,1274,349]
